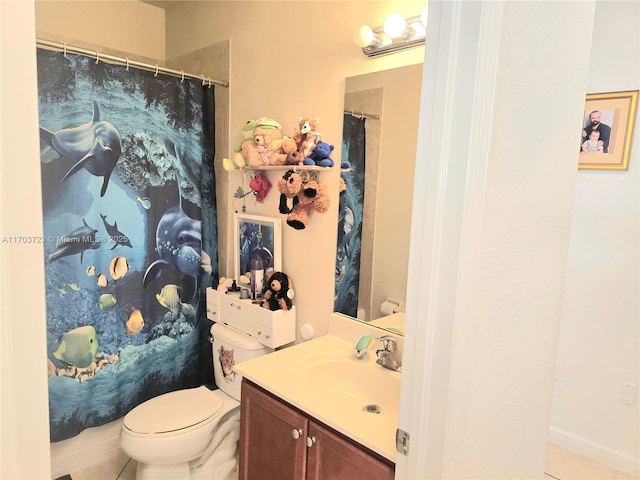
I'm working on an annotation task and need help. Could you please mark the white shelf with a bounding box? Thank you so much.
[240,165,332,172]
[206,288,296,349]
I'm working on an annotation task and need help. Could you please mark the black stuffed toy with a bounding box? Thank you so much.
[261,271,294,311]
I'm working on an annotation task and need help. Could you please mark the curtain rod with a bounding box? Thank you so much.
[344,109,380,120]
[36,38,229,88]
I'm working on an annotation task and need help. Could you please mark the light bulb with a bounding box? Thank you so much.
[353,25,376,48]
[383,13,407,39]
[421,5,429,28]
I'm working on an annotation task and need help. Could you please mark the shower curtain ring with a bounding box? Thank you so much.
[95,51,100,64]
[154,65,159,77]
[63,44,67,57]
[201,75,206,86]
[125,58,130,71]
[181,70,185,82]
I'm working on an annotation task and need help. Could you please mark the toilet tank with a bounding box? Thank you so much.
[211,323,273,401]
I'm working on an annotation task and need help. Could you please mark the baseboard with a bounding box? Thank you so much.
[548,425,639,476]
[50,418,124,479]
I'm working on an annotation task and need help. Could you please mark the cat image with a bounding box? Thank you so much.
[218,345,236,382]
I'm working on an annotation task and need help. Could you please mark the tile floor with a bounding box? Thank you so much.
[544,444,638,480]
[65,444,638,480]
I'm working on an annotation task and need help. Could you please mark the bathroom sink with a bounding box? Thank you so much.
[234,334,402,462]
[302,356,400,410]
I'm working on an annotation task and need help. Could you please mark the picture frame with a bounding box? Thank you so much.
[578,90,638,170]
[234,213,282,286]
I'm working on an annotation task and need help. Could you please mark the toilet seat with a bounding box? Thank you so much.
[123,387,224,435]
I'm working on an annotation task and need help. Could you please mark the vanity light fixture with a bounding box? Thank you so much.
[354,7,428,58]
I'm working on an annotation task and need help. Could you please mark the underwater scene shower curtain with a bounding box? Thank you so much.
[334,114,366,318]
[36,49,218,441]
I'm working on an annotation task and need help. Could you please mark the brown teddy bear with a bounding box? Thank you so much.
[241,126,285,167]
[270,137,300,166]
[286,176,330,230]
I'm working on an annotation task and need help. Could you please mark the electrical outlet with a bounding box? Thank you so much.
[619,381,637,405]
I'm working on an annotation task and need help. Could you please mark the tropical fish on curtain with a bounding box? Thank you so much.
[334,114,366,318]
[36,49,218,441]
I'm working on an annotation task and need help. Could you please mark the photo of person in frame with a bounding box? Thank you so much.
[580,109,613,153]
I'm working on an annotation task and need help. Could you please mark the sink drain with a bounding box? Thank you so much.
[362,404,381,414]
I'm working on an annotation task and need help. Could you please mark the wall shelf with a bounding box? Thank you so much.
[240,165,332,172]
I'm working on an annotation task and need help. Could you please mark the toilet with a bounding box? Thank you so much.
[120,323,273,480]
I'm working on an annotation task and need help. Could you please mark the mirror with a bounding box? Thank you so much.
[334,64,423,336]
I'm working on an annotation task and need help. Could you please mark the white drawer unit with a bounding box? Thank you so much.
[206,288,296,349]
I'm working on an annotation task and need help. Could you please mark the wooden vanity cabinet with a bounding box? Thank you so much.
[239,380,394,480]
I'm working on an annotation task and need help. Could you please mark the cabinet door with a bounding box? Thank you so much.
[239,381,308,480]
[306,421,395,480]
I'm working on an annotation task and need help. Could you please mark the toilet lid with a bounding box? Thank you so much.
[123,387,224,434]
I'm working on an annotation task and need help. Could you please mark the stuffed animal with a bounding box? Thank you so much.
[303,140,335,167]
[297,130,321,160]
[222,155,246,171]
[217,277,234,294]
[240,126,285,167]
[260,271,294,311]
[234,118,285,167]
[233,119,258,153]
[286,176,331,230]
[249,172,272,202]
[294,117,321,159]
[225,119,260,170]
[271,137,300,165]
[277,169,303,214]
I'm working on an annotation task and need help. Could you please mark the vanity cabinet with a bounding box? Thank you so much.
[239,380,394,480]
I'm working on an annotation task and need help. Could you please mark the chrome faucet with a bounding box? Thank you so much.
[375,335,402,372]
[353,334,402,372]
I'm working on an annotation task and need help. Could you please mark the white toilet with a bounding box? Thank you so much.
[120,323,273,480]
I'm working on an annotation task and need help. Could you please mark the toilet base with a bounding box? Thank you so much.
[135,461,190,480]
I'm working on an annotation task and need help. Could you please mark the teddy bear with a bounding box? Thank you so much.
[249,172,272,202]
[303,140,335,167]
[271,137,301,165]
[277,169,303,214]
[240,126,286,167]
[286,176,331,230]
[294,117,321,159]
[260,271,294,311]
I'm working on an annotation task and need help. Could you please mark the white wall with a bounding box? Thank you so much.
[550,0,640,474]
[1,1,52,479]
[36,0,165,61]
[396,2,596,477]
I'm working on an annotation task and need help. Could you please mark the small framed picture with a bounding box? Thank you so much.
[234,213,282,285]
[578,90,638,170]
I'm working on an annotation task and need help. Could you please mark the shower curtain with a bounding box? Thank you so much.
[36,49,218,442]
[334,114,366,318]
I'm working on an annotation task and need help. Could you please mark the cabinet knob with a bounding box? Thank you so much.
[306,436,316,448]
[292,428,303,440]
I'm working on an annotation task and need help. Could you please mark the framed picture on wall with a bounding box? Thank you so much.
[233,213,282,285]
[578,90,638,170]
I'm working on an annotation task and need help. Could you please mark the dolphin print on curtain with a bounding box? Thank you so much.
[334,114,366,318]
[36,49,218,442]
